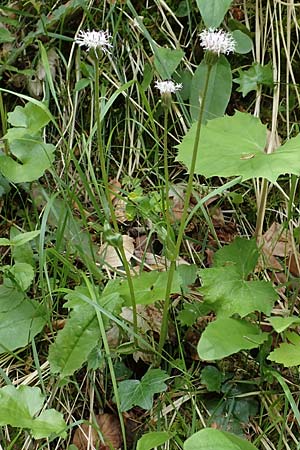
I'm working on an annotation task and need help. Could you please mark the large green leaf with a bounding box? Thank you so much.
[6,102,50,135]
[268,332,300,367]
[0,137,55,183]
[0,300,46,353]
[0,385,66,439]
[0,284,24,313]
[176,111,300,182]
[196,0,232,27]
[190,57,232,122]
[48,305,99,377]
[184,428,258,450]
[118,369,168,411]
[154,46,184,80]
[49,287,123,377]
[197,318,268,360]
[199,265,277,317]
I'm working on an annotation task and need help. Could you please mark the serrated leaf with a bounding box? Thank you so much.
[268,332,300,367]
[0,385,66,438]
[177,111,300,183]
[214,238,258,277]
[0,137,55,183]
[234,63,273,96]
[199,265,277,317]
[154,47,184,79]
[268,316,300,333]
[232,30,253,54]
[137,431,171,450]
[196,0,232,27]
[118,368,168,411]
[190,57,232,122]
[0,300,46,353]
[48,305,99,377]
[198,318,268,360]
[184,428,258,450]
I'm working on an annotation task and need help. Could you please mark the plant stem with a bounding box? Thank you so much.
[255,177,268,241]
[157,64,213,360]
[163,106,172,233]
[94,56,138,344]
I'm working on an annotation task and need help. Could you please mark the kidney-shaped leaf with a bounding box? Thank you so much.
[177,112,300,182]
[0,385,66,439]
[184,428,258,450]
[197,318,268,360]
[7,102,50,134]
[0,137,55,183]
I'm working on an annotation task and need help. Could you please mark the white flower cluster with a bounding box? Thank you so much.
[199,28,236,56]
[75,30,113,54]
[155,80,182,95]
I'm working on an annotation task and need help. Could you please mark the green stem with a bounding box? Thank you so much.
[157,64,213,360]
[94,56,138,345]
[163,106,172,232]
[255,177,268,241]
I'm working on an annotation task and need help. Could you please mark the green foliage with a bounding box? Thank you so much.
[201,365,223,392]
[0,385,66,439]
[196,0,232,28]
[177,111,300,182]
[184,428,258,450]
[117,368,168,411]
[268,316,300,332]
[198,318,268,360]
[154,46,184,79]
[234,63,273,96]
[190,57,232,122]
[49,287,122,377]
[2,102,55,183]
[268,332,300,367]
[231,30,253,54]
[136,431,171,450]
[199,238,277,317]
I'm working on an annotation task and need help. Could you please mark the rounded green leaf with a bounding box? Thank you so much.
[197,318,268,360]
[137,431,171,450]
[154,47,184,80]
[232,30,253,54]
[177,111,300,183]
[0,138,55,183]
[184,428,258,450]
[190,57,232,123]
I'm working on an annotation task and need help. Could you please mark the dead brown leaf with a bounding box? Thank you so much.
[98,235,135,269]
[72,413,122,450]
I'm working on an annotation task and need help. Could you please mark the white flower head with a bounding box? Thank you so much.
[75,30,113,54]
[155,80,182,95]
[199,28,236,56]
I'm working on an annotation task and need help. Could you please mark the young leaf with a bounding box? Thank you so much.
[137,431,171,450]
[201,366,223,392]
[184,428,259,450]
[233,63,273,96]
[6,102,51,134]
[154,46,184,80]
[190,57,232,122]
[7,262,34,291]
[268,316,300,333]
[0,385,66,439]
[0,300,46,353]
[177,111,300,183]
[196,0,232,28]
[0,284,24,313]
[197,318,268,360]
[268,332,300,367]
[118,368,168,411]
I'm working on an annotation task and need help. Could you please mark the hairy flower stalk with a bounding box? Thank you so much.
[75,30,138,351]
[158,30,235,362]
